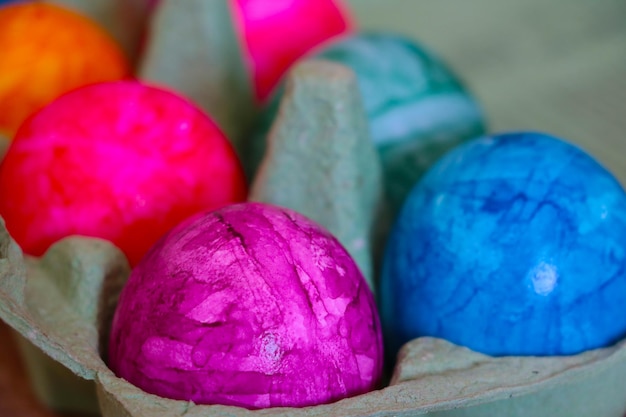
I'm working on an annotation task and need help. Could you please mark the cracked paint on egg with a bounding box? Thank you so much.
[108,202,383,409]
[0,81,247,266]
[381,132,626,357]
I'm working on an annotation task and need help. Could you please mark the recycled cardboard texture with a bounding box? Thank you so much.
[249,60,383,289]
[2,62,626,413]
[138,0,256,157]
[0,219,130,413]
[2,1,626,416]
[94,335,626,417]
[15,337,100,415]
[0,220,25,317]
[1,215,626,416]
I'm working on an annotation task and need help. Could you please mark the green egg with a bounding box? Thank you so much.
[248,32,487,216]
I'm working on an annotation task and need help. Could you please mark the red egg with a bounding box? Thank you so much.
[231,0,352,101]
[0,81,247,265]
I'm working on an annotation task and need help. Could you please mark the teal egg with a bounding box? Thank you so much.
[246,32,487,215]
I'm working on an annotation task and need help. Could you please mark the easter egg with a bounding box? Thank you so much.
[249,33,485,214]
[232,0,351,101]
[0,2,130,137]
[108,202,383,409]
[0,81,247,266]
[381,132,626,357]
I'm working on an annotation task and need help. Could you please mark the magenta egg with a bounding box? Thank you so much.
[108,202,383,409]
[232,0,352,101]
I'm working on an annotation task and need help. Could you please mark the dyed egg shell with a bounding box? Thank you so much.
[249,33,485,213]
[0,2,129,137]
[381,132,626,357]
[0,81,247,266]
[109,202,383,409]
[232,0,351,101]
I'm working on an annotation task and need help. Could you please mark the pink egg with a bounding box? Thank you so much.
[232,0,351,101]
[108,202,383,409]
[143,0,351,102]
[0,81,247,265]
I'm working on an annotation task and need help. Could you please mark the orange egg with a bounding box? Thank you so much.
[0,2,130,137]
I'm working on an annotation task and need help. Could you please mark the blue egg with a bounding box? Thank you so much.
[381,132,626,357]
[247,33,486,215]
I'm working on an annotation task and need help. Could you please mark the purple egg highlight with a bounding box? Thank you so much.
[108,202,383,409]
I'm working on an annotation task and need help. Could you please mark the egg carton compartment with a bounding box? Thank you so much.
[2,0,626,416]
[2,217,626,417]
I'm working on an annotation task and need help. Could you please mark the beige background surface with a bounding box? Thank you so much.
[349,0,626,182]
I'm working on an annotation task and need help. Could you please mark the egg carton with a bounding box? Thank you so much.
[2,206,626,417]
[2,0,626,416]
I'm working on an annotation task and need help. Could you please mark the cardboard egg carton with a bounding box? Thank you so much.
[1,0,626,416]
[2,214,626,416]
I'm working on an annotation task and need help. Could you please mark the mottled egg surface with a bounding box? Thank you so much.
[109,202,383,409]
[249,32,485,214]
[0,81,247,265]
[381,132,626,357]
[0,2,129,137]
